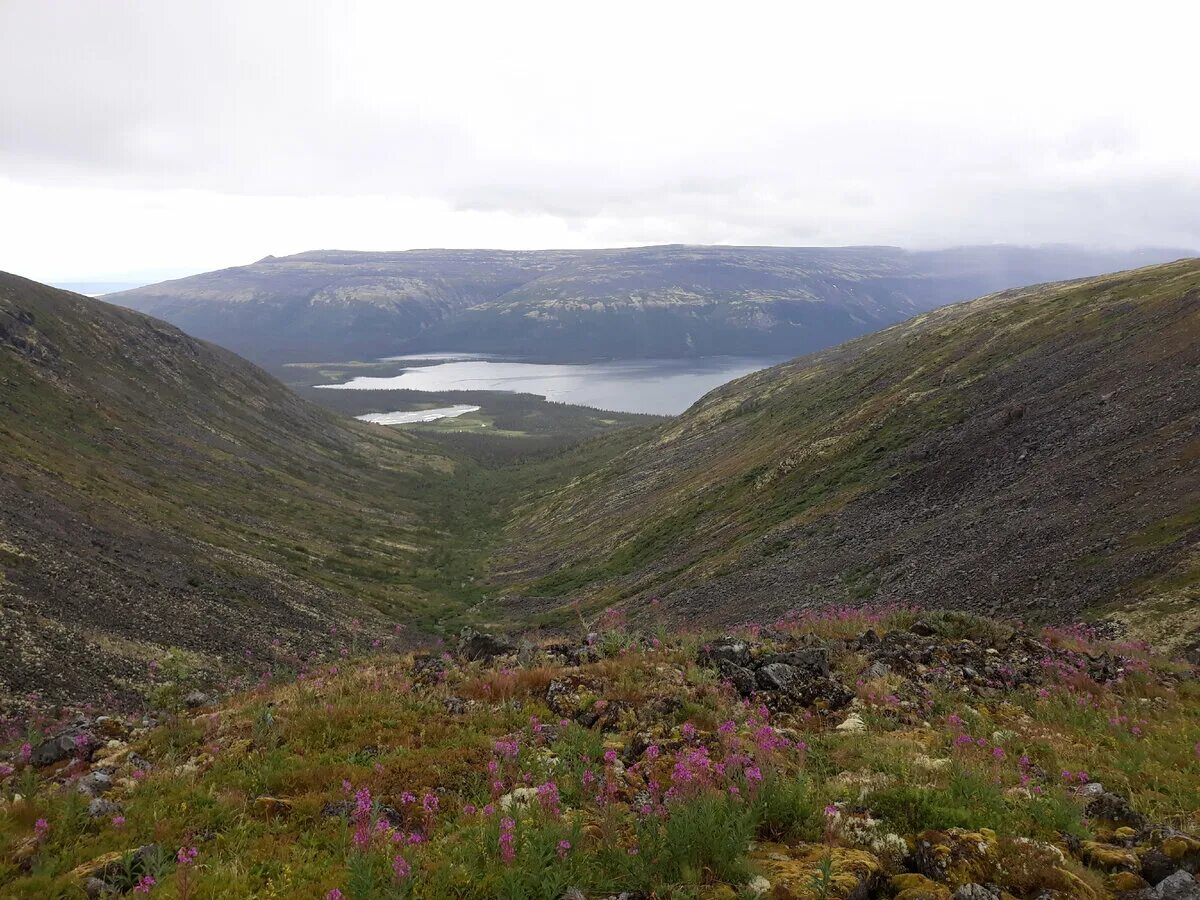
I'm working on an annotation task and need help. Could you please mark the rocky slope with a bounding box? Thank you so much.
[493,261,1200,648]
[2,608,1196,897]
[0,274,470,712]
[105,245,1190,366]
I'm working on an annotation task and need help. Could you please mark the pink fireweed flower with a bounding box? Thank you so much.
[400,791,416,804]
[603,749,618,765]
[177,847,199,866]
[824,804,839,818]
[557,839,571,859]
[18,743,31,763]
[681,722,696,740]
[133,875,156,893]
[111,815,125,829]
[745,766,763,783]
[493,738,520,758]
[498,816,516,864]
[326,891,345,900]
[645,744,660,761]
[392,854,411,879]
[992,747,1006,760]
[422,793,439,814]
[34,818,49,836]
[463,804,477,816]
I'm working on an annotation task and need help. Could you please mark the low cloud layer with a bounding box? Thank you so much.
[2,1,1198,280]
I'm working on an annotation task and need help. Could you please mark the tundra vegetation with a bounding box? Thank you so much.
[1,607,1197,898]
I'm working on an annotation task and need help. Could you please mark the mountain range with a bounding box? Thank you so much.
[104,244,1192,366]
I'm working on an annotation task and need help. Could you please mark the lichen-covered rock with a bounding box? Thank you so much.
[892,872,952,899]
[1080,840,1140,872]
[834,713,866,734]
[1110,870,1151,892]
[951,886,999,900]
[912,829,1098,898]
[748,842,881,899]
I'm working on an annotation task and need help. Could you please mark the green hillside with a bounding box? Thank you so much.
[493,261,1200,648]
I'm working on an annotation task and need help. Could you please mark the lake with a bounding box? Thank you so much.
[314,354,781,415]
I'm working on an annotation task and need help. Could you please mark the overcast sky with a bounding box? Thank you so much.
[2,1,1198,282]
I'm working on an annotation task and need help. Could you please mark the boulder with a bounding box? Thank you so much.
[31,730,90,767]
[458,627,517,662]
[87,797,121,819]
[757,662,803,694]
[716,659,756,697]
[698,637,752,669]
[1086,791,1145,829]
[757,647,831,677]
[951,886,999,900]
[76,770,113,797]
[835,713,867,734]
[1152,871,1200,900]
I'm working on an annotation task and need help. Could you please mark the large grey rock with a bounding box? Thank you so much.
[76,770,113,796]
[699,637,752,668]
[757,647,831,677]
[756,662,802,693]
[31,730,92,767]
[953,886,999,900]
[87,797,121,819]
[1154,871,1200,899]
[716,659,756,696]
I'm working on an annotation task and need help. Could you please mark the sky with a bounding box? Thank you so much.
[2,1,1198,282]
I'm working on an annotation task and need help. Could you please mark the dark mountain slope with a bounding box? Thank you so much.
[105,245,1190,365]
[493,260,1200,646]
[0,274,468,710]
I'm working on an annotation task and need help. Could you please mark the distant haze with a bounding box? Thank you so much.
[2,1,1198,282]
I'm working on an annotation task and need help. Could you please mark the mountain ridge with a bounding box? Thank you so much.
[105,244,1193,366]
